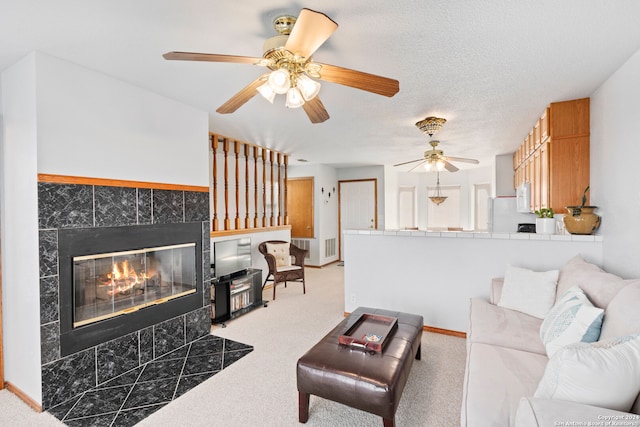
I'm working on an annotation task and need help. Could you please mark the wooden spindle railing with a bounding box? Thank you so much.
[262,147,267,228]
[283,155,289,226]
[277,153,282,225]
[269,151,275,226]
[209,133,290,234]
[234,141,240,229]
[244,144,251,229]
[223,139,230,230]
[253,146,259,228]
[211,135,219,231]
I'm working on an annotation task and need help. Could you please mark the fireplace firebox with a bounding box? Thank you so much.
[73,243,196,327]
[58,223,203,356]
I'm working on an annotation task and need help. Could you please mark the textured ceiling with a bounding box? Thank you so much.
[2,1,640,170]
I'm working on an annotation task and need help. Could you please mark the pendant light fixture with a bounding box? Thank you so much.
[429,171,448,205]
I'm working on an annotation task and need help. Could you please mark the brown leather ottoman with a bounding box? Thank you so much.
[297,307,423,427]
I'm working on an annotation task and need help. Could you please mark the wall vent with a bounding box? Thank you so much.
[292,239,311,259]
[325,238,336,258]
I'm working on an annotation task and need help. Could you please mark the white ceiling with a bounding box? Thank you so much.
[2,1,640,170]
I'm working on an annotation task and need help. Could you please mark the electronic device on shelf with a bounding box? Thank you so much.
[212,237,252,279]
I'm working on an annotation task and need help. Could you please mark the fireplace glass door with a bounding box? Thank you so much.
[73,243,196,327]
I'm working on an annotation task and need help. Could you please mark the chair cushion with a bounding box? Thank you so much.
[498,265,559,319]
[277,265,301,273]
[266,242,291,268]
[539,286,603,357]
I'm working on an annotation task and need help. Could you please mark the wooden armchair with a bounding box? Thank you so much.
[258,240,308,300]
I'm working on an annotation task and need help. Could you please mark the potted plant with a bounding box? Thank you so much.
[534,208,555,234]
[563,186,601,235]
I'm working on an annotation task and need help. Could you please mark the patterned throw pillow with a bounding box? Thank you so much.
[540,286,604,357]
[535,334,640,412]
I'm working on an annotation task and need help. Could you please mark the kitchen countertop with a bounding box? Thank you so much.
[343,229,603,242]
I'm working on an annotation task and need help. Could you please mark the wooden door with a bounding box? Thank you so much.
[339,179,377,261]
[287,177,314,238]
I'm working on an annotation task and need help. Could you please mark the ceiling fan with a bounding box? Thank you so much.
[393,140,479,172]
[163,8,399,124]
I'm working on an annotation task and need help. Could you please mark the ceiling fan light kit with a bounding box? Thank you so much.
[162,8,399,123]
[393,138,479,173]
[415,116,447,137]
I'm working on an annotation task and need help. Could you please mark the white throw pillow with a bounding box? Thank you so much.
[534,334,640,412]
[497,265,559,319]
[540,286,604,357]
[266,242,291,268]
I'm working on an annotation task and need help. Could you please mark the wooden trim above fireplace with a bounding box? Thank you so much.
[37,174,209,193]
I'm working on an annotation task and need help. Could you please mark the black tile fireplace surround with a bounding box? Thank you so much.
[58,222,203,356]
[38,180,212,410]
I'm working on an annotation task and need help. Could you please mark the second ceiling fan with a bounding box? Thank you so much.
[394,140,479,172]
[163,8,399,124]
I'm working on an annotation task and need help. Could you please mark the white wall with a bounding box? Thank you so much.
[591,47,640,278]
[288,163,339,266]
[36,54,209,185]
[1,52,210,405]
[494,154,515,197]
[344,232,603,332]
[0,53,43,402]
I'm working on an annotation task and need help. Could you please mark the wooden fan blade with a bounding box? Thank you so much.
[393,158,424,167]
[446,156,480,164]
[316,63,399,97]
[163,51,264,65]
[285,9,338,58]
[302,96,330,124]
[216,76,265,114]
[408,161,427,173]
[443,161,459,172]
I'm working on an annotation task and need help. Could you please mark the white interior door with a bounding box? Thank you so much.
[339,180,376,262]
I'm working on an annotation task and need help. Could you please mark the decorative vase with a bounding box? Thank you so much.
[563,206,601,235]
[535,217,556,235]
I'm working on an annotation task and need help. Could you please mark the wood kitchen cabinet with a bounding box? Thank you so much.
[513,98,590,213]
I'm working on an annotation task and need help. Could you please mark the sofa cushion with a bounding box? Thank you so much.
[461,342,548,427]
[265,242,291,268]
[468,298,546,355]
[600,280,640,341]
[556,255,628,309]
[534,334,640,412]
[515,397,639,427]
[540,286,604,357]
[498,265,559,319]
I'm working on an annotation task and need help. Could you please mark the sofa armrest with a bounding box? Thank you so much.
[490,277,504,305]
[515,397,640,427]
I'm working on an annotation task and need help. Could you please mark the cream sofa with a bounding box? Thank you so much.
[461,256,640,426]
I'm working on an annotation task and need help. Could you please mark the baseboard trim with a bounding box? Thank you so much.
[305,260,340,269]
[423,325,466,339]
[5,382,42,412]
[342,312,466,339]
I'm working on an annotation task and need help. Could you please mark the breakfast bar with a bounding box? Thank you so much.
[343,230,603,334]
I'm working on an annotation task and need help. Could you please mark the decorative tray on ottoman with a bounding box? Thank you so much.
[338,313,398,354]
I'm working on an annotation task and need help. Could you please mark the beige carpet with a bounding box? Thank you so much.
[0,264,466,426]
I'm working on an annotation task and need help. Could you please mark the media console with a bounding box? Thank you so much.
[211,268,263,325]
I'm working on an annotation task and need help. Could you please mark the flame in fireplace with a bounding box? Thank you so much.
[105,260,148,296]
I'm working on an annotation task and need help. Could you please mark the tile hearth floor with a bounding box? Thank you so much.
[47,334,253,427]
